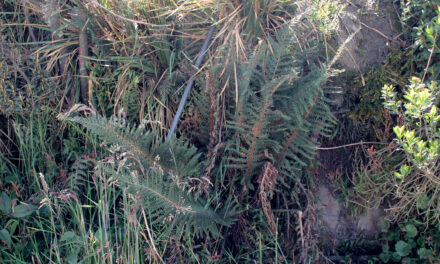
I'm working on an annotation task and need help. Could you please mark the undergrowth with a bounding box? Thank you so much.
[2,0,440,263]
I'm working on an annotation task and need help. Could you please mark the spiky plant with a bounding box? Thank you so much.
[214,24,336,192]
[58,104,235,238]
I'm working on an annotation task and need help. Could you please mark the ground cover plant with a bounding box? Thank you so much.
[1,0,440,263]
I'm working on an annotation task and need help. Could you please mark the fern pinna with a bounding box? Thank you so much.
[222,25,336,192]
[58,105,234,238]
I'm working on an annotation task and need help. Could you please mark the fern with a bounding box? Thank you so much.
[222,25,336,189]
[58,105,234,237]
[64,155,93,194]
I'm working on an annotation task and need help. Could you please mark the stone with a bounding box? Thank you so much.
[335,0,401,71]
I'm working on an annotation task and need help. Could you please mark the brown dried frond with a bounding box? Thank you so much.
[203,70,224,187]
[257,162,278,234]
[165,240,184,264]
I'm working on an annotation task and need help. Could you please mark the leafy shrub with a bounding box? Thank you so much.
[374,220,440,263]
[382,77,440,222]
[401,0,440,79]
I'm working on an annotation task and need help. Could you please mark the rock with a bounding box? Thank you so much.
[335,0,401,71]
[315,185,342,236]
[314,183,385,246]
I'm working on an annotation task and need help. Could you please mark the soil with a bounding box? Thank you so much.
[335,0,401,72]
[313,0,401,254]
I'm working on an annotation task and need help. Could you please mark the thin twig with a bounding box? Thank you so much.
[360,21,396,43]
[317,141,389,150]
[422,30,438,83]
[141,208,165,264]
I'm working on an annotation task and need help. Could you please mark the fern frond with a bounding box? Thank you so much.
[117,168,228,237]
[58,105,235,237]
[58,105,200,178]
[65,155,93,194]
[223,24,336,185]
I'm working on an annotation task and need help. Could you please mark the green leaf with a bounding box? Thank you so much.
[395,240,412,257]
[405,224,418,238]
[12,204,38,218]
[417,248,433,259]
[400,165,411,178]
[426,25,434,40]
[416,195,429,210]
[0,229,12,247]
[66,253,78,264]
[379,252,390,263]
[390,251,401,262]
[8,220,18,234]
[380,220,390,233]
[393,126,405,139]
[430,105,437,116]
[60,231,77,242]
[404,130,416,143]
[0,192,12,215]
[408,238,417,249]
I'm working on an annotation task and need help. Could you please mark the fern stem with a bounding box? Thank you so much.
[275,93,319,166]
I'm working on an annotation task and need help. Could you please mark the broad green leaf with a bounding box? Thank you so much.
[394,172,403,179]
[66,253,78,264]
[379,252,389,263]
[395,240,411,257]
[0,229,11,247]
[60,231,77,242]
[12,204,37,218]
[399,165,411,178]
[405,224,418,238]
[0,192,12,215]
[416,195,429,210]
[417,248,433,259]
[390,251,401,262]
[393,126,405,139]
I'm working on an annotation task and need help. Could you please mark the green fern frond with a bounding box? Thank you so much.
[65,156,93,193]
[59,105,200,178]
[58,105,234,237]
[222,24,336,184]
[116,168,228,237]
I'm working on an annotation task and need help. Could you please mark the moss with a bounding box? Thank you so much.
[344,49,411,123]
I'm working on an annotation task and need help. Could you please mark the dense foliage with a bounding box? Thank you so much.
[1,0,440,263]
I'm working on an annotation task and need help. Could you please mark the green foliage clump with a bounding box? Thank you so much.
[401,0,440,79]
[381,77,440,221]
[310,0,346,36]
[58,104,235,238]
[0,0,339,262]
[346,49,411,123]
[222,25,336,187]
[373,220,440,263]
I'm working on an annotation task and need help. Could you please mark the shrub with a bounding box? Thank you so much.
[381,77,440,222]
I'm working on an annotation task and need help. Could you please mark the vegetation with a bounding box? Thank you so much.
[1,0,440,263]
[375,220,440,263]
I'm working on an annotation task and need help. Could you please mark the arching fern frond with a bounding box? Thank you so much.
[58,105,235,237]
[222,24,337,188]
[58,104,200,178]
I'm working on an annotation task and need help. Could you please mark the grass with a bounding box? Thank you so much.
[3,0,438,263]
[1,0,311,262]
